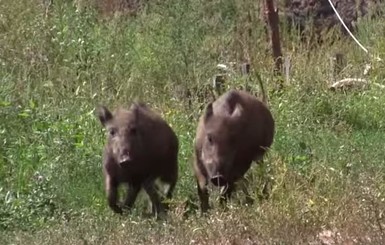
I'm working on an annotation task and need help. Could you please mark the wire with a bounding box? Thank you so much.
[327,0,369,53]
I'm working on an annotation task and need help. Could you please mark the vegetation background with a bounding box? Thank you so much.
[0,0,385,243]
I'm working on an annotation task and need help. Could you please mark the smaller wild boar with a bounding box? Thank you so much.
[96,102,179,217]
[193,89,275,212]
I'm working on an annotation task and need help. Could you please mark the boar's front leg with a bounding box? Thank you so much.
[197,180,209,213]
[123,183,141,210]
[195,167,209,212]
[105,175,122,214]
[143,178,165,218]
[219,182,235,207]
[194,157,210,213]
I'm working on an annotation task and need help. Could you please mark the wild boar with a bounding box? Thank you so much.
[96,102,179,217]
[193,89,275,212]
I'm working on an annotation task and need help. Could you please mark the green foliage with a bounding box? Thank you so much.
[1,0,385,243]
[0,173,59,231]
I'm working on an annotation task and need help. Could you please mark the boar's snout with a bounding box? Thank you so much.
[210,174,227,187]
[117,148,132,166]
[205,160,229,187]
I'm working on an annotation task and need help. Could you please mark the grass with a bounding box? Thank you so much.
[1,0,385,243]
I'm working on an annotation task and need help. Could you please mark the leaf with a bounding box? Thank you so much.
[0,101,11,107]
[29,99,36,109]
[18,112,30,118]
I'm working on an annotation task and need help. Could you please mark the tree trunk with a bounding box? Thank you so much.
[264,0,283,85]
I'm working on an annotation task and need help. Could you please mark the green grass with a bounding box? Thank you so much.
[1,0,385,243]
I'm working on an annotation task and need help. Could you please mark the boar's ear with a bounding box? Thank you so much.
[131,103,142,121]
[204,102,214,123]
[231,103,243,119]
[96,105,113,127]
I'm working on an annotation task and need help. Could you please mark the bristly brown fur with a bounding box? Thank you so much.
[193,89,275,212]
[96,102,179,217]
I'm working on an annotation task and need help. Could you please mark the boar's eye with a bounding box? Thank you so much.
[109,128,117,137]
[207,134,213,144]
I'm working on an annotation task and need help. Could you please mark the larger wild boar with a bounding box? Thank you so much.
[193,89,275,212]
[96,102,179,216]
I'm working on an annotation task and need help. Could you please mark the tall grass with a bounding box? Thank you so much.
[1,0,385,243]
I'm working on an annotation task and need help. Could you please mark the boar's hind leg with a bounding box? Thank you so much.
[143,178,165,217]
[161,177,177,211]
[165,180,176,200]
[123,183,141,210]
[106,176,123,214]
[161,164,178,200]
